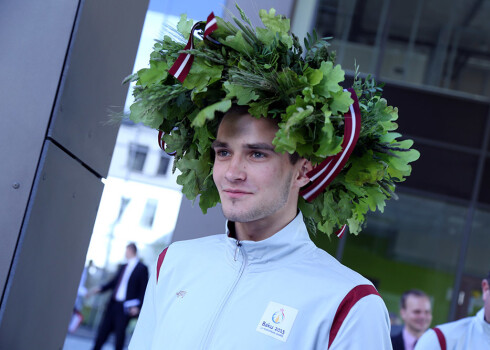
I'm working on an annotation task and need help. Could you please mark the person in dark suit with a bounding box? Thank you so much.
[90,243,149,350]
[391,289,432,350]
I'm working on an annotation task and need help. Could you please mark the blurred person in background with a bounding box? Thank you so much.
[68,266,88,333]
[415,271,490,349]
[88,243,148,350]
[392,289,432,350]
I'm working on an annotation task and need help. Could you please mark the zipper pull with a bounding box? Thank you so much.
[234,240,242,261]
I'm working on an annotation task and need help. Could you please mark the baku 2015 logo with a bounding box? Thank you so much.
[272,308,285,324]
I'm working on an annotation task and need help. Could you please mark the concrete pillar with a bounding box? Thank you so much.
[0,0,148,348]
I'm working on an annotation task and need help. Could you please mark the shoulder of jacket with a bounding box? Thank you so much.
[170,234,223,250]
[436,315,475,336]
[161,235,223,262]
[308,248,374,291]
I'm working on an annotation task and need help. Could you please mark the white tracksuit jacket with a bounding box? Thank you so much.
[129,213,392,349]
[415,308,490,350]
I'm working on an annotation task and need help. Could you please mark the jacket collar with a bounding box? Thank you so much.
[476,308,490,337]
[224,212,315,269]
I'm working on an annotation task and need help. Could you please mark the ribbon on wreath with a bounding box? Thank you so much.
[299,88,361,239]
[160,13,219,151]
[168,12,218,82]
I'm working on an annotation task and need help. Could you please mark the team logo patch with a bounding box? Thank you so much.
[256,302,298,342]
[272,309,285,324]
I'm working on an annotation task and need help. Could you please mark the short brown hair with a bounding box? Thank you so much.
[127,242,137,254]
[400,289,430,309]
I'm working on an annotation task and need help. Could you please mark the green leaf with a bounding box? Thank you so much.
[248,97,277,118]
[129,101,163,129]
[314,134,342,158]
[182,58,223,92]
[304,67,323,86]
[223,82,260,105]
[163,125,190,157]
[347,217,362,235]
[259,8,290,33]
[257,9,293,48]
[345,151,386,185]
[314,61,345,98]
[176,149,211,200]
[273,127,305,154]
[380,132,401,143]
[330,90,353,115]
[192,100,232,127]
[177,14,194,40]
[137,60,168,87]
[198,175,221,213]
[194,124,215,155]
[221,32,254,55]
[361,186,387,212]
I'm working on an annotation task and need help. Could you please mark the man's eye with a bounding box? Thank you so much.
[252,152,265,158]
[216,150,230,157]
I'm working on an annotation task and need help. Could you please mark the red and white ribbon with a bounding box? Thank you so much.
[336,225,347,239]
[157,130,176,156]
[300,88,361,238]
[204,12,218,40]
[168,12,218,82]
[300,88,361,202]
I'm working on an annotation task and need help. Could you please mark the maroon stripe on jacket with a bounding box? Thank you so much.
[433,327,447,350]
[328,284,380,348]
[156,247,168,283]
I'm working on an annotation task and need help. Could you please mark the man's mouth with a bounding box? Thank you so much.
[223,189,252,198]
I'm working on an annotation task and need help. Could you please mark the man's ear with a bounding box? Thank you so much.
[482,279,489,301]
[296,159,313,188]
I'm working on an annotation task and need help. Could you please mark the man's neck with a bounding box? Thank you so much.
[234,209,297,242]
[404,326,423,340]
[127,256,138,264]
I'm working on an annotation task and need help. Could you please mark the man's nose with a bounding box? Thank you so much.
[225,155,246,181]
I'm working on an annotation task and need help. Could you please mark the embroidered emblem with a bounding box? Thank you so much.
[176,290,187,298]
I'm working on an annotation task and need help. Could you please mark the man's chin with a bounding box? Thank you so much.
[222,207,255,223]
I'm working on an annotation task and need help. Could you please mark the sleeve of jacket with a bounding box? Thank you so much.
[100,265,123,292]
[137,264,149,305]
[329,294,393,350]
[414,329,441,350]
[129,262,156,350]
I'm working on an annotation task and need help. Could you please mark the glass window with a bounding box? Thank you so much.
[157,153,171,176]
[341,193,465,325]
[314,0,490,98]
[128,143,149,172]
[459,207,490,319]
[140,198,158,228]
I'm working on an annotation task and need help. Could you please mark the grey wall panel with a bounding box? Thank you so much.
[172,199,226,243]
[0,141,103,350]
[0,0,79,302]
[48,0,149,178]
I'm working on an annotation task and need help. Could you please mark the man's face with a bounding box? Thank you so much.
[400,295,432,335]
[125,247,134,260]
[212,113,304,225]
[482,279,490,323]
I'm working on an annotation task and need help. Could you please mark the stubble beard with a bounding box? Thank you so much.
[222,170,294,223]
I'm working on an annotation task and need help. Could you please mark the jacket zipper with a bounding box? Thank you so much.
[200,239,245,349]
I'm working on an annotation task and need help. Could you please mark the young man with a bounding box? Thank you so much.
[391,290,432,350]
[126,7,419,350]
[128,110,392,349]
[414,272,490,350]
